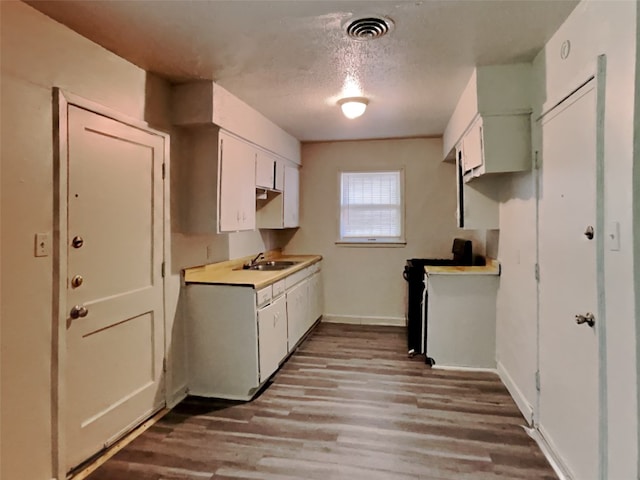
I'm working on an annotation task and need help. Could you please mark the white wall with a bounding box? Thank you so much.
[496,1,638,478]
[284,138,485,324]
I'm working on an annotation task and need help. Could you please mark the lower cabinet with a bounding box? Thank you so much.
[185,262,322,400]
[257,295,287,381]
[286,279,308,349]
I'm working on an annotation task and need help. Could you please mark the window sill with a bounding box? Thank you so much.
[335,240,407,248]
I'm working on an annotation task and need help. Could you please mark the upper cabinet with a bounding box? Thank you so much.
[179,127,256,233]
[283,164,300,228]
[443,64,532,182]
[171,81,301,233]
[255,150,276,190]
[256,163,300,229]
[218,131,256,232]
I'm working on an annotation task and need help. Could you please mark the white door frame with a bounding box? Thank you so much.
[52,88,170,479]
[534,55,607,480]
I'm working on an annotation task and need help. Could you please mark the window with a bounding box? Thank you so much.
[338,169,405,245]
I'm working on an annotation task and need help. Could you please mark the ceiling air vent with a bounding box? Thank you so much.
[344,15,394,40]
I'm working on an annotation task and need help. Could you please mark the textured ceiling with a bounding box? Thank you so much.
[26,0,578,142]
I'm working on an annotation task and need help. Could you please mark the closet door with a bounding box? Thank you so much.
[538,78,599,480]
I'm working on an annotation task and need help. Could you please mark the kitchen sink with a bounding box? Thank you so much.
[236,260,300,271]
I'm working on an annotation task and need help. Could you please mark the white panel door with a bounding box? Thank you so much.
[538,79,599,479]
[66,105,165,471]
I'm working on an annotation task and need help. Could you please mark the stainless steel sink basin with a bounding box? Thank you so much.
[235,260,300,271]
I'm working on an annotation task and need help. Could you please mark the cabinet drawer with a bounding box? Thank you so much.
[285,266,312,289]
[272,279,286,298]
[256,285,272,307]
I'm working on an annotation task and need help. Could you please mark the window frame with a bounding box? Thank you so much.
[336,168,406,247]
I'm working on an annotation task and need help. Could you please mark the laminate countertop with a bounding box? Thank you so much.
[424,258,501,276]
[183,253,322,289]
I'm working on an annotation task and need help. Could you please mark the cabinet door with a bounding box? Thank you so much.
[286,280,308,349]
[256,150,275,189]
[462,117,484,173]
[219,131,256,232]
[274,159,285,192]
[308,272,323,327]
[257,295,287,382]
[283,165,299,228]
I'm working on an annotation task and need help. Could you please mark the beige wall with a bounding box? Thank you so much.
[496,1,638,477]
[0,2,187,478]
[284,138,484,324]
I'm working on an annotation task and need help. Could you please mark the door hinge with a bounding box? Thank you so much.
[534,150,540,170]
[162,163,166,179]
[534,263,540,282]
[161,262,165,278]
[162,358,167,373]
[535,370,541,392]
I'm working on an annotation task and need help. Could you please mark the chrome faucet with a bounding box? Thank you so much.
[249,252,264,266]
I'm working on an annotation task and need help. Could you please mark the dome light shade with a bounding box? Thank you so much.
[339,97,368,119]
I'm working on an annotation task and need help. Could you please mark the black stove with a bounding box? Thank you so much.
[403,239,473,361]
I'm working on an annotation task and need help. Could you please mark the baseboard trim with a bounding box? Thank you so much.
[497,361,534,425]
[432,365,497,374]
[167,384,188,409]
[322,314,405,326]
[526,425,573,480]
[70,408,169,480]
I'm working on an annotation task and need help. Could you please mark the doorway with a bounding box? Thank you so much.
[536,58,606,480]
[54,90,168,474]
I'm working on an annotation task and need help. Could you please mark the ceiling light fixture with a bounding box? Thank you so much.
[338,97,369,119]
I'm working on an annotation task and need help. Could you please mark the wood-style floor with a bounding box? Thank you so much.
[86,323,556,480]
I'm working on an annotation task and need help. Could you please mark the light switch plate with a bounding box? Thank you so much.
[35,233,51,257]
[606,221,620,251]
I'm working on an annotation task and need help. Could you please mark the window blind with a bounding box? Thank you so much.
[340,171,402,240]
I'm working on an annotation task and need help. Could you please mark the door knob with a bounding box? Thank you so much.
[71,275,84,288]
[584,226,594,240]
[71,236,84,248]
[70,305,88,319]
[575,312,595,327]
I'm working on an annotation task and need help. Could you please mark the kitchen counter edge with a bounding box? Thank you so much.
[183,254,323,289]
[424,258,501,276]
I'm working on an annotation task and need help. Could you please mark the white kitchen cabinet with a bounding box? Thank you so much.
[257,294,287,382]
[256,163,300,229]
[255,150,275,190]
[456,147,500,230]
[425,271,499,369]
[185,284,261,400]
[460,116,484,173]
[283,164,300,228]
[459,114,531,182]
[185,260,323,400]
[274,159,285,191]
[443,63,532,180]
[308,271,323,328]
[286,279,309,349]
[219,130,256,232]
[178,127,255,233]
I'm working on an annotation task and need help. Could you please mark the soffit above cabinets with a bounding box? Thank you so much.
[26,0,578,142]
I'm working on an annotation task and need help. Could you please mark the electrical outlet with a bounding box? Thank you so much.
[35,233,50,257]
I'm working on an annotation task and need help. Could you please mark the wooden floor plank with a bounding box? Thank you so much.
[85,322,555,480]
